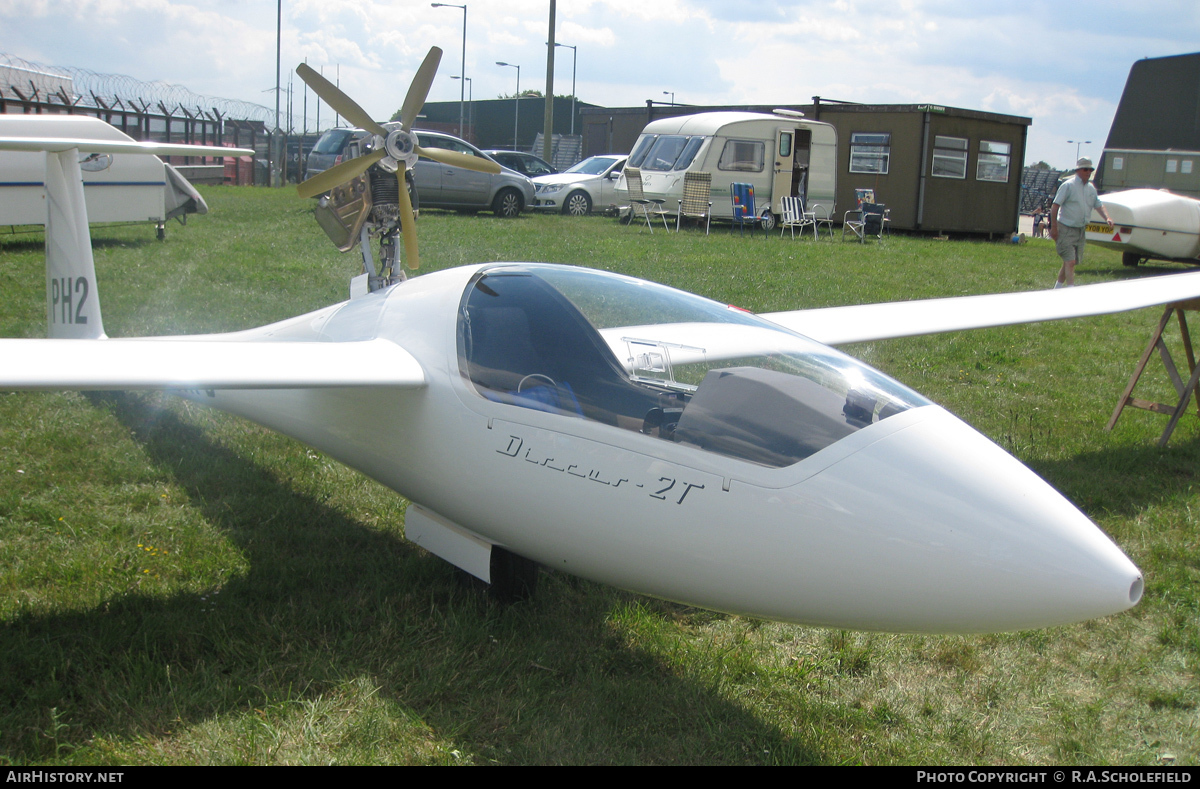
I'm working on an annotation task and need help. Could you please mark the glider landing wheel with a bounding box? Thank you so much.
[488,547,539,604]
[1122,251,1144,268]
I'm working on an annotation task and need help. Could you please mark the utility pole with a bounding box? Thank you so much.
[543,0,556,164]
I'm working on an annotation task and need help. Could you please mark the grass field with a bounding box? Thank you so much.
[1,187,1197,765]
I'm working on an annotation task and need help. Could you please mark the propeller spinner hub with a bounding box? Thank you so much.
[384,127,419,169]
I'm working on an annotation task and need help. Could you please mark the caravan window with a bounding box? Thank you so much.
[628,135,658,168]
[674,136,706,171]
[642,136,691,171]
[717,140,765,172]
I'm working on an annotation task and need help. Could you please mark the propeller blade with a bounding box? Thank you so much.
[415,144,502,175]
[396,163,419,270]
[296,63,387,137]
[296,149,386,199]
[398,47,443,131]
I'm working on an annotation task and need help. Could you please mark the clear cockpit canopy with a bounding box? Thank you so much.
[457,264,930,468]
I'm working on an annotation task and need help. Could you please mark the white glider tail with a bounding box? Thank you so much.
[0,115,252,341]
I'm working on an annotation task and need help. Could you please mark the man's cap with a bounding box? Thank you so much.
[1076,156,1095,170]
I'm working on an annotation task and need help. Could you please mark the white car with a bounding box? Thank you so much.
[532,155,628,216]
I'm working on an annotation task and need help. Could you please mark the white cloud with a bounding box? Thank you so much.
[1,0,1195,167]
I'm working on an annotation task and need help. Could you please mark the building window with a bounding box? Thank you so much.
[1183,161,1194,175]
[1113,156,1124,170]
[717,139,765,172]
[931,135,968,179]
[1166,159,1178,174]
[976,140,1011,182]
[849,132,890,174]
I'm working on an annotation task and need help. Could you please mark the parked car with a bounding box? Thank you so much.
[484,150,557,177]
[306,127,534,218]
[412,130,534,217]
[531,155,628,216]
[305,127,364,180]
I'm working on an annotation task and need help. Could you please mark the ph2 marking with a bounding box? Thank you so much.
[50,276,89,325]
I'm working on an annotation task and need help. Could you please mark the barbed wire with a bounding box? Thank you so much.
[1,52,322,132]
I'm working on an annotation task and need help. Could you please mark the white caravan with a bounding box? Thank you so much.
[615,111,838,229]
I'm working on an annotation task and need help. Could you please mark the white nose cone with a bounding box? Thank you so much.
[785,407,1142,633]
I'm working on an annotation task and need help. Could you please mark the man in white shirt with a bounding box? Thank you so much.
[1049,157,1113,288]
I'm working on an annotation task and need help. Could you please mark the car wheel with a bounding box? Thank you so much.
[1122,251,1143,268]
[759,210,777,232]
[563,190,592,217]
[492,188,523,218]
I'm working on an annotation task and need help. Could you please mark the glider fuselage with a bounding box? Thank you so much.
[192,263,1143,633]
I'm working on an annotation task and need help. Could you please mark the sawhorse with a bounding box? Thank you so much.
[1107,298,1200,446]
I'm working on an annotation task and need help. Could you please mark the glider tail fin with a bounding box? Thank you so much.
[0,116,251,340]
[44,150,105,339]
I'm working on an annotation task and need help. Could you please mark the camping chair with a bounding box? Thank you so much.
[730,182,764,236]
[675,171,713,234]
[624,167,670,233]
[842,202,887,242]
[810,202,836,239]
[779,195,816,239]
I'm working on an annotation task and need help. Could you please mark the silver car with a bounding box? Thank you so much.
[531,155,628,216]
[411,130,535,218]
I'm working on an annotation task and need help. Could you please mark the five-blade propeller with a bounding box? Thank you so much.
[296,47,501,271]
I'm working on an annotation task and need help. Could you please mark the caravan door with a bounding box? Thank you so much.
[773,128,812,205]
[772,129,795,207]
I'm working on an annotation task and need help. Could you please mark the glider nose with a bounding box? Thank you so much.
[797,407,1142,632]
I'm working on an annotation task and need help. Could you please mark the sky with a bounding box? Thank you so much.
[2,0,1198,169]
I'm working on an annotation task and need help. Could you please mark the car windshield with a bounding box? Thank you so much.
[566,157,619,175]
[457,264,931,468]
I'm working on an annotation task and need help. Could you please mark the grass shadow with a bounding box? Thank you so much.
[1030,433,1200,519]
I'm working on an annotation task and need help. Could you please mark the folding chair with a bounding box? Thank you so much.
[675,171,712,234]
[842,202,887,242]
[730,182,764,236]
[779,195,816,239]
[624,167,670,233]
[810,202,836,239]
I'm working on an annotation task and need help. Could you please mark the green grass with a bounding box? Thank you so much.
[1,188,1197,765]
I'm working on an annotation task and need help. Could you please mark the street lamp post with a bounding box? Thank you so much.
[663,91,675,105]
[497,61,520,149]
[450,75,473,140]
[1068,140,1092,163]
[555,42,577,136]
[431,3,467,138]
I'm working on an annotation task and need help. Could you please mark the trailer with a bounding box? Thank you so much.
[0,115,212,238]
[1087,188,1200,267]
[615,111,838,229]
